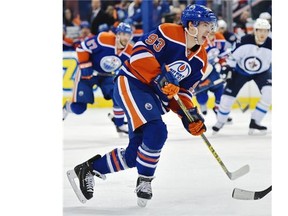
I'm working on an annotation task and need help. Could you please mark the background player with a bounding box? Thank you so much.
[63,22,133,135]
[194,30,232,123]
[212,18,272,135]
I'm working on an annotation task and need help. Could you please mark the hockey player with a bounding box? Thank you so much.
[216,19,237,49]
[63,22,133,135]
[212,18,272,135]
[67,4,216,207]
[194,30,232,123]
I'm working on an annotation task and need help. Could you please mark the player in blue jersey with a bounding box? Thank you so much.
[67,4,216,206]
[193,30,232,123]
[212,18,272,135]
[63,22,133,135]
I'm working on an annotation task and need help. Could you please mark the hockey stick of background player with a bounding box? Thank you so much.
[192,78,225,96]
[235,99,250,113]
[173,94,250,180]
[232,185,272,200]
[93,70,116,77]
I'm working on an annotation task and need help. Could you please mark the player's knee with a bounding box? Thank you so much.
[220,95,235,110]
[70,102,87,114]
[142,119,168,151]
[125,135,143,168]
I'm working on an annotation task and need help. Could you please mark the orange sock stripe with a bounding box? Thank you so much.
[137,152,159,163]
[111,150,121,171]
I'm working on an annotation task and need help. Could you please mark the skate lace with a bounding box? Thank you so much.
[135,181,152,194]
[85,172,95,192]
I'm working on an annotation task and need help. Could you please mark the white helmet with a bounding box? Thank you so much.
[259,12,271,20]
[217,19,227,29]
[253,18,271,30]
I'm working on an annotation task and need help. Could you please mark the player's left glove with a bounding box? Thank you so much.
[178,107,206,136]
[154,64,180,99]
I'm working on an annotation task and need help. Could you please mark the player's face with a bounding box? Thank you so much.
[255,29,269,44]
[117,32,132,47]
[196,21,215,45]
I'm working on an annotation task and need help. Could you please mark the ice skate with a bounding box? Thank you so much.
[66,155,106,203]
[248,119,267,135]
[135,175,154,207]
[108,113,129,136]
[62,101,69,121]
[116,124,129,137]
[212,106,232,124]
[200,104,207,115]
[212,121,225,134]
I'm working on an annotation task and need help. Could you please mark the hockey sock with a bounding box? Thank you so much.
[92,148,129,174]
[136,120,167,176]
[136,144,161,176]
[218,95,235,123]
[251,86,271,124]
[112,106,125,126]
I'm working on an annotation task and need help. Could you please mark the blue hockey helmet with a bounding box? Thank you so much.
[115,22,133,35]
[181,4,217,28]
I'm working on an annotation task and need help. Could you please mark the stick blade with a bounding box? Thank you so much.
[228,164,250,180]
[242,104,250,113]
[232,188,255,200]
[232,185,272,200]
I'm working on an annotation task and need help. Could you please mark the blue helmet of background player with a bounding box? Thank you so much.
[80,21,90,29]
[115,22,133,35]
[181,4,217,30]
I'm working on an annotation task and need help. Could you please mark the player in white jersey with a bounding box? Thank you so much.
[212,18,272,135]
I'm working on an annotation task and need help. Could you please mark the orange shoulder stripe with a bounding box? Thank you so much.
[98,32,116,47]
[159,23,186,45]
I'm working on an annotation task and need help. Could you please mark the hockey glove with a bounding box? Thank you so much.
[220,65,233,80]
[179,107,206,136]
[79,62,93,79]
[154,64,180,99]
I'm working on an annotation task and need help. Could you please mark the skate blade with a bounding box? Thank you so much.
[248,129,267,136]
[66,170,87,204]
[137,198,148,207]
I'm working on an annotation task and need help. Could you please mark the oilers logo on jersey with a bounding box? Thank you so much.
[100,55,122,73]
[244,57,261,72]
[168,60,192,82]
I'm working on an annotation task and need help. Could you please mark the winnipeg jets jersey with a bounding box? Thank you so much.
[119,23,208,109]
[77,32,133,74]
[230,34,272,76]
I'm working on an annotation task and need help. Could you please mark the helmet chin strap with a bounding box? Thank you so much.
[116,35,125,49]
[185,27,199,45]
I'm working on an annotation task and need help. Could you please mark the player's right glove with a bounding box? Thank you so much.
[178,107,206,136]
[79,62,93,79]
[154,64,180,99]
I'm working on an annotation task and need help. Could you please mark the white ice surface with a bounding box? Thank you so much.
[63,108,271,216]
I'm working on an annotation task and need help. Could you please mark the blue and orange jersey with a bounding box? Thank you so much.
[119,23,208,110]
[63,36,75,51]
[203,32,227,65]
[76,31,133,73]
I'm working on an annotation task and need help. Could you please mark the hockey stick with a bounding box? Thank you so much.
[93,70,116,77]
[173,94,250,180]
[235,99,249,113]
[232,185,272,200]
[193,78,225,96]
